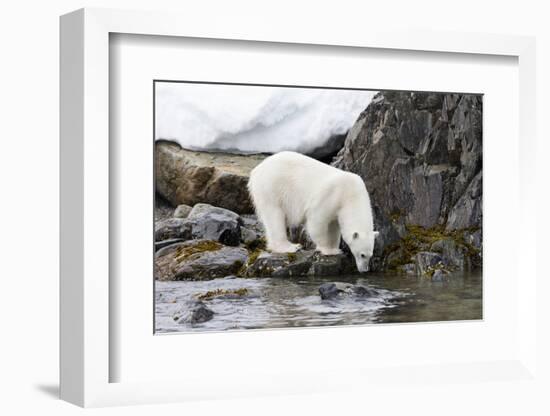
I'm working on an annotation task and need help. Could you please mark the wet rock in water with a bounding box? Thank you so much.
[155,141,266,214]
[196,287,250,301]
[414,251,446,276]
[174,301,214,324]
[186,203,241,246]
[430,238,470,270]
[319,282,379,300]
[245,250,315,278]
[155,238,185,251]
[173,204,192,218]
[155,218,192,241]
[398,263,416,275]
[155,239,248,281]
[431,269,447,282]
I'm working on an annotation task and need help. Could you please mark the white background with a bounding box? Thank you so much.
[1,1,548,415]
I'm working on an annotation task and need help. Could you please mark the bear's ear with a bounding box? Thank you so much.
[373,231,380,238]
[353,232,359,240]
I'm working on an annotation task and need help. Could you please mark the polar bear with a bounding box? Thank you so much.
[248,151,379,272]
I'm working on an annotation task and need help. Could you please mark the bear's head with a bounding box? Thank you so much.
[347,230,379,272]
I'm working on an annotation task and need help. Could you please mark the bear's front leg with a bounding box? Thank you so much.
[307,218,342,255]
[260,205,302,253]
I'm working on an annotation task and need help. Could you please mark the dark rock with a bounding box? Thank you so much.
[306,132,347,163]
[173,204,192,218]
[319,282,379,300]
[244,250,315,278]
[309,252,356,276]
[446,172,482,230]
[407,165,445,228]
[318,283,342,300]
[174,301,214,324]
[155,141,266,214]
[154,218,192,241]
[155,240,248,281]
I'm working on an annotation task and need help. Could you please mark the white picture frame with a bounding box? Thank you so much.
[60,7,538,408]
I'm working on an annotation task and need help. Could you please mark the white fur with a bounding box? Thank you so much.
[248,151,378,272]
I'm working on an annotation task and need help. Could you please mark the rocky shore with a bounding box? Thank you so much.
[155,91,482,285]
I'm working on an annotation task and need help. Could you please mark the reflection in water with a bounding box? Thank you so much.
[155,272,482,333]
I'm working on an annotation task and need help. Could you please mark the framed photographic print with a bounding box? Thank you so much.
[60,7,539,408]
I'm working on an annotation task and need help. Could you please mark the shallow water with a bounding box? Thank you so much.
[155,271,482,334]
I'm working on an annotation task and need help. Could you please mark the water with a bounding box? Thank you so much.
[155,272,482,334]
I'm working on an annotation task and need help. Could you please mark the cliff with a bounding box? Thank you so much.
[333,91,482,272]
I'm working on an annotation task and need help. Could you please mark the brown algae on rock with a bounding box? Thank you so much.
[173,240,223,263]
[196,288,249,301]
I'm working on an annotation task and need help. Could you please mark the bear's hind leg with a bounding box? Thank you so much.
[259,204,301,253]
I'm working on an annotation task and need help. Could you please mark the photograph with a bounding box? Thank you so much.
[153,81,483,333]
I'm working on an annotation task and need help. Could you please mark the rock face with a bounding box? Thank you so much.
[155,240,248,281]
[333,91,482,272]
[155,141,267,214]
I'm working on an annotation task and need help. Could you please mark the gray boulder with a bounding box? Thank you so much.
[155,141,266,214]
[185,203,242,246]
[173,204,192,218]
[155,240,248,281]
[154,218,192,241]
